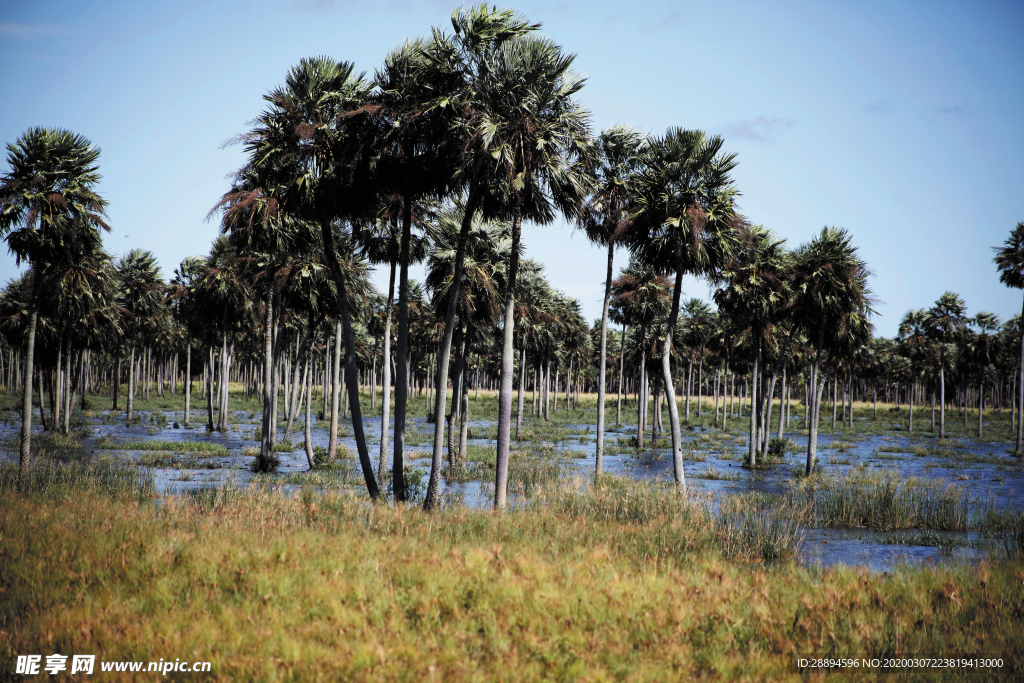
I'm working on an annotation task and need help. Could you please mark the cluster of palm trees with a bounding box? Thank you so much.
[3,5,1023,510]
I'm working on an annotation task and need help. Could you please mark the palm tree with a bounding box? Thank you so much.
[357,213,429,480]
[993,221,1024,451]
[969,312,1000,437]
[115,250,164,421]
[791,227,874,475]
[577,125,645,475]
[610,260,672,448]
[420,5,541,511]
[926,292,968,440]
[897,308,930,432]
[0,128,108,472]
[228,56,381,496]
[629,128,741,489]
[475,34,594,510]
[713,225,791,466]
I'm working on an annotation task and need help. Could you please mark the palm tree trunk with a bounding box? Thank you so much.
[379,261,395,479]
[259,270,275,462]
[393,200,416,502]
[637,325,646,449]
[978,379,984,437]
[425,190,481,511]
[207,346,215,432]
[127,344,136,420]
[183,341,191,425]
[457,340,471,470]
[616,323,626,427]
[806,327,825,475]
[329,322,341,457]
[494,209,523,511]
[322,222,379,500]
[303,350,314,469]
[749,350,759,467]
[939,352,946,439]
[515,343,526,441]
[777,367,787,439]
[598,245,618,464]
[697,355,703,418]
[1017,293,1024,452]
[685,358,692,422]
[18,302,39,473]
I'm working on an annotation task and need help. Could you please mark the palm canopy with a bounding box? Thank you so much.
[993,222,1024,289]
[926,291,969,344]
[426,203,512,328]
[576,125,646,246]
[472,33,593,223]
[713,225,792,352]
[0,127,109,268]
[609,260,672,330]
[628,128,741,278]
[791,226,875,345]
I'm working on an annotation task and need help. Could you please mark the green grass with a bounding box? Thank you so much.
[791,472,974,532]
[94,436,228,455]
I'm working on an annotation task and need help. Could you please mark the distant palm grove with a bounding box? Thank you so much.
[2,4,1023,512]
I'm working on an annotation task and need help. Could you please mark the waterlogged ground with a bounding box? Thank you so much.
[2,389,1022,572]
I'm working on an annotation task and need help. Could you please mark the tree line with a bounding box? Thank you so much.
[3,5,1023,510]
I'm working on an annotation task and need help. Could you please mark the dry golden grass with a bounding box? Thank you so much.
[1,476,1022,682]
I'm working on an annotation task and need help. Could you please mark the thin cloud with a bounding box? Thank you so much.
[0,22,77,37]
[725,116,794,142]
[639,11,683,34]
[937,103,970,115]
[866,98,895,113]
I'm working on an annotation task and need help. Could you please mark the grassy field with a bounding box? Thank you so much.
[1,465,1022,681]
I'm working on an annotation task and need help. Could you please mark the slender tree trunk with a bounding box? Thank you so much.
[616,323,626,427]
[494,210,523,511]
[778,367,787,439]
[749,351,759,467]
[425,189,480,511]
[516,343,526,441]
[259,269,275,461]
[112,356,120,411]
[18,302,39,473]
[379,261,395,479]
[322,221,379,499]
[329,322,341,457]
[939,352,946,439]
[127,344,136,420]
[393,201,415,502]
[1018,293,1024,451]
[206,346,215,432]
[303,351,314,469]
[183,340,191,425]
[805,327,825,475]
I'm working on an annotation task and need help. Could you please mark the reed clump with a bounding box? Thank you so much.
[792,472,972,531]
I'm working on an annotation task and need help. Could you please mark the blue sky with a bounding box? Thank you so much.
[1,0,1022,336]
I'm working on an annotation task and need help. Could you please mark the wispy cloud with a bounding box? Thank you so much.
[866,98,894,113]
[937,103,970,115]
[639,11,683,34]
[0,22,77,37]
[725,116,794,142]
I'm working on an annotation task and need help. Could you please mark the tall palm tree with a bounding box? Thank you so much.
[713,225,791,466]
[227,56,381,496]
[610,260,672,448]
[577,125,645,475]
[993,221,1024,451]
[629,128,741,489]
[115,250,164,421]
[791,227,874,475]
[0,128,107,471]
[926,292,968,440]
[897,308,930,432]
[357,213,429,480]
[969,312,1000,437]
[420,5,540,511]
[475,34,594,510]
